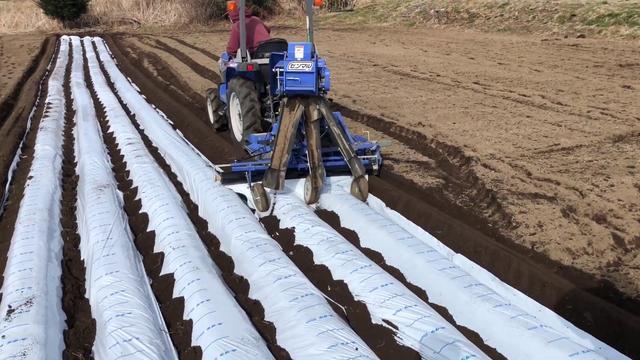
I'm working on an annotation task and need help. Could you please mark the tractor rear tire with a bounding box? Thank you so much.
[206,88,226,130]
[227,78,262,145]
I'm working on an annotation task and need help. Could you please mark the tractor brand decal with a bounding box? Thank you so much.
[287,61,314,72]
[294,45,305,60]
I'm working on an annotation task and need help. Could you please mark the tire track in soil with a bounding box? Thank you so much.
[125,36,209,108]
[260,216,421,360]
[104,34,640,358]
[165,36,217,60]
[375,63,628,126]
[141,36,221,83]
[89,41,291,359]
[60,41,96,359]
[0,36,57,213]
[330,102,514,228]
[0,38,60,298]
[314,210,505,360]
[0,36,55,127]
[103,34,242,164]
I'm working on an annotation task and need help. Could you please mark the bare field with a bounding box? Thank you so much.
[0,33,46,103]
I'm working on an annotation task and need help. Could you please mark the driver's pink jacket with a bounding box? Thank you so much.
[226,12,271,56]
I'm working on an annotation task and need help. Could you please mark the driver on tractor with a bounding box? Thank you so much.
[219,4,271,82]
[208,3,273,130]
[206,0,375,212]
[226,6,271,57]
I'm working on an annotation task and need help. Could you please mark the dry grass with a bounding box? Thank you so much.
[86,0,227,27]
[316,0,640,38]
[0,0,60,33]
[0,0,228,33]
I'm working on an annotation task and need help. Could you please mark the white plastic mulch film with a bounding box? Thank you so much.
[318,178,629,360]
[92,36,378,359]
[70,36,178,360]
[83,36,273,359]
[0,36,69,359]
[273,192,489,359]
[0,39,55,214]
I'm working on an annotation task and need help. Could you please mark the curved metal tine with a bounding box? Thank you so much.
[262,98,305,190]
[318,99,366,178]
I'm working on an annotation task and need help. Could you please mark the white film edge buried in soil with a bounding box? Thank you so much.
[0,36,68,359]
[92,36,378,359]
[71,36,177,359]
[272,192,488,359]
[313,178,628,360]
[0,38,56,213]
[83,36,274,359]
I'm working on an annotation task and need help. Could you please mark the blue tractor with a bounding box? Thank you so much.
[206,0,382,211]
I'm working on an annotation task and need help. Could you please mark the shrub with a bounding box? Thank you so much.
[36,0,90,26]
[249,0,281,17]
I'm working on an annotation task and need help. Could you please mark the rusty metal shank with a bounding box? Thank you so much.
[262,98,304,190]
[318,99,366,178]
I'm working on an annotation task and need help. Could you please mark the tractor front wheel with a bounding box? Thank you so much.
[227,78,262,145]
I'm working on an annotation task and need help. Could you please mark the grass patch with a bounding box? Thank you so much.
[584,8,640,27]
[312,0,640,38]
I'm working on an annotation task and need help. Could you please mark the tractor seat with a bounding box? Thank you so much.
[253,38,288,59]
[254,38,288,85]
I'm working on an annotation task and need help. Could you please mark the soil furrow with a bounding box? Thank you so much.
[90,40,290,359]
[60,43,96,358]
[374,63,620,125]
[166,36,217,60]
[102,34,242,163]
[0,38,60,295]
[0,36,55,126]
[314,209,505,360]
[125,36,208,108]
[0,36,57,211]
[331,102,513,226]
[260,215,421,360]
[144,36,221,83]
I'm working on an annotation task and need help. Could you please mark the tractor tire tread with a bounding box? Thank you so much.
[228,78,262,143]
[206,87,226,129]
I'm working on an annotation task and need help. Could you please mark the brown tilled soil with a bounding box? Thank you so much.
[0,34,47,104]
[115,26,640,301]
[61,43,96,358]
